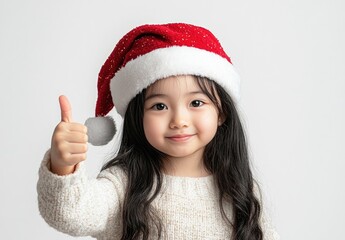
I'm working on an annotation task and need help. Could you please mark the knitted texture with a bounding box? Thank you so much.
[37,151,280,240]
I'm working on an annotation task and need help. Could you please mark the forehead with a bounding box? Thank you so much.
[146,75,201,94]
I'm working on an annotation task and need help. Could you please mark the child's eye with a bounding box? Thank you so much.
[190,100,204,107]
[152,103,167,110]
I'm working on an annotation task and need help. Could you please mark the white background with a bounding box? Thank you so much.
[1,0,344,239]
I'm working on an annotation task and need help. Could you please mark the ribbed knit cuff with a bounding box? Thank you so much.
[38,149,86,190]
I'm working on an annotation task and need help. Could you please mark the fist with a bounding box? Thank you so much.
[50,95,88,175]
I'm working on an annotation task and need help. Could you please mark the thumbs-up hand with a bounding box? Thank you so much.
[50,95,88,175]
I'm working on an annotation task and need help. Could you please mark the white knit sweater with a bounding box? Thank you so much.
[37,151,280,240]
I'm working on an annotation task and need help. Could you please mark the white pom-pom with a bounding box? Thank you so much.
[85,116,116,146]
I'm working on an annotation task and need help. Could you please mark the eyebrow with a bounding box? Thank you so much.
[145,93,167,101]
[145,91,206,101]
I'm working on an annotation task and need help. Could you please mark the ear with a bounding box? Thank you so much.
[218,115,226,126]
[85,116,116,146]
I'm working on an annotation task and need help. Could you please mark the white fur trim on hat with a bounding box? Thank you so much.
[110,46,240,117]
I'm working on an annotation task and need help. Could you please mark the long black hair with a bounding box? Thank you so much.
[102,76,263,240]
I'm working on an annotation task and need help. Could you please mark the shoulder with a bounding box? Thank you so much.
[97,165,128,191]
[253,180,280,240]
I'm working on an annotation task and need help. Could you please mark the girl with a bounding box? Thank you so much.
[37,23,279,240]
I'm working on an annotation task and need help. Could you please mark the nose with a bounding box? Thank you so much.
[169,108,189,129]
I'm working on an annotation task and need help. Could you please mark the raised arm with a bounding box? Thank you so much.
[37,96,126,238]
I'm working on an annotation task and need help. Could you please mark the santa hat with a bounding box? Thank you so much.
[86,23,240,146]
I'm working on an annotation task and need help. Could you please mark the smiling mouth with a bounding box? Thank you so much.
[166,134,195,142]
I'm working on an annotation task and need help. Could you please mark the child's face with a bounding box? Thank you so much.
[143,75,220,162]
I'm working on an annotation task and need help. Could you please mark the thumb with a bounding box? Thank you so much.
[59,95,72,122]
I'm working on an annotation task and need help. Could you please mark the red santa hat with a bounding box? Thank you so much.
[86,23,240,146]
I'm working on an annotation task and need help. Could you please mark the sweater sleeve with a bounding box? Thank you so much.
[253,182,280,240]
[261,208,280,240]
[37,150,126,238]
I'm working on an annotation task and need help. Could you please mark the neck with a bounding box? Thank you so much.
[162,154,210,177]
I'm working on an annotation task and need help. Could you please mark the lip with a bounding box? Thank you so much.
[166,134,195,142]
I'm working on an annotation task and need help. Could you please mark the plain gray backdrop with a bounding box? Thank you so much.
[1,0,344,239]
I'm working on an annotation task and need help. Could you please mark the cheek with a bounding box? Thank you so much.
[195,111,219,138]
[143,115,165,145]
